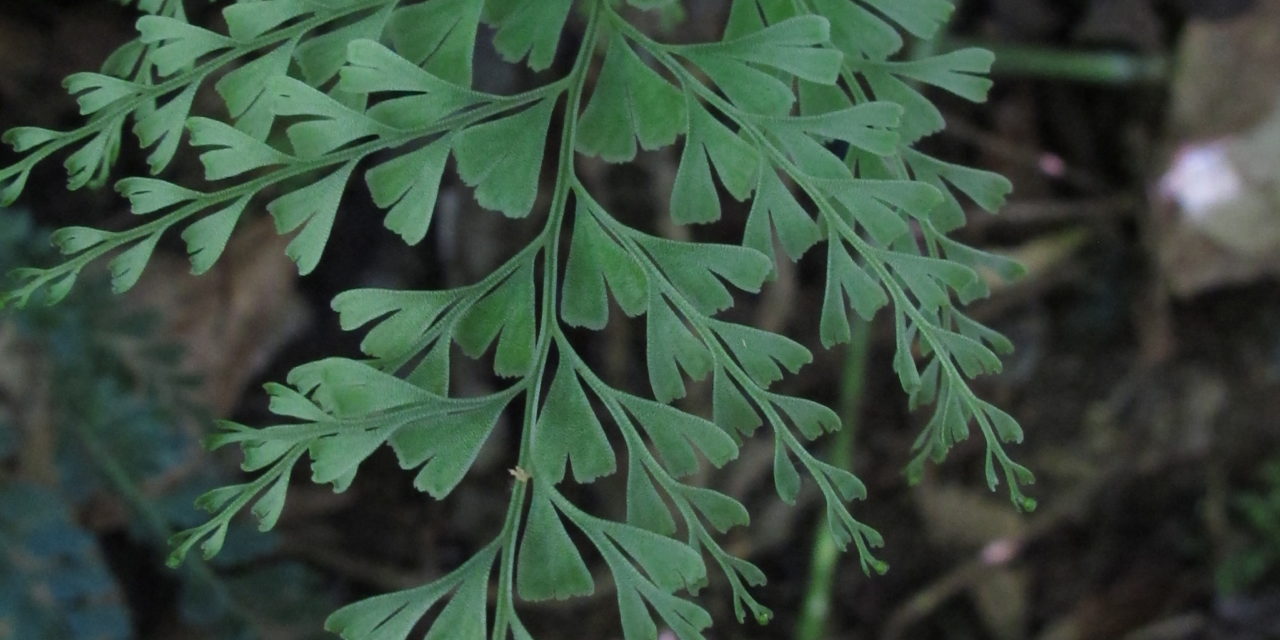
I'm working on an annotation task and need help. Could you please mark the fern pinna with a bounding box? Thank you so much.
[0,0,1035,637]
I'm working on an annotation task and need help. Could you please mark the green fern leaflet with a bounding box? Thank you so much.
[0,0,1035,638]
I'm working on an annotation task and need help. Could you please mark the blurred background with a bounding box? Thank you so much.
[3,0,1280,638]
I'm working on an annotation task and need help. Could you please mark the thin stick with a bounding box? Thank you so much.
[944,38,1170,85]
[796,316,874,640]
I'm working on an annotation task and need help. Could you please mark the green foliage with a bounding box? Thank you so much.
[0,484,132,640]
[0,212,334,639]
[0,0,1034,637]
[1217,460,1280,594]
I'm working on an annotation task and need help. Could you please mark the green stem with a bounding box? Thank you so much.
[490,4,603,638]
[945,38,1170,85]
[795,316,872,640]
[70,418,257,629]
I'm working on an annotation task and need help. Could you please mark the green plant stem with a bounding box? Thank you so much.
[795,316,872,640]
[944,38,1170,85]
[70,418,256,628]
[491,4,602,638]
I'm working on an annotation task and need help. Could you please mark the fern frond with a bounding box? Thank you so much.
[0,0,1035,637]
